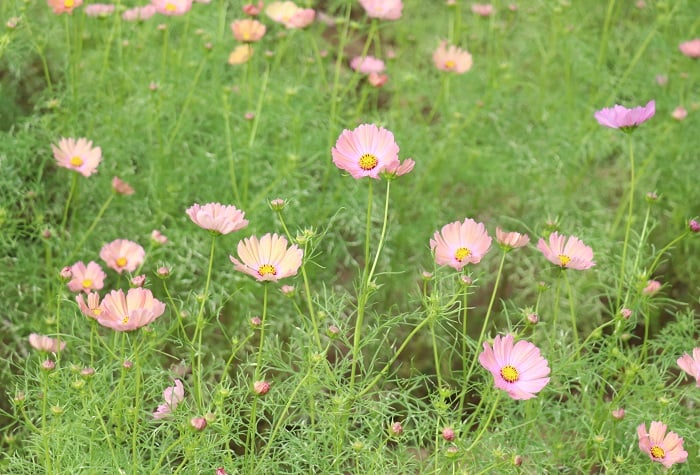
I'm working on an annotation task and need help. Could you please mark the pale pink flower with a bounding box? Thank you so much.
[611,408,625,420]
[85,3,115,17]
[433,41,473,74]
[359,0,403,20]
[77,291,102,318]
[368,72,388,87]
[677,348,700,387]
[679,39,700,59]
[190,417,207,430]
[642,279,661,295]
[637,421,688,468]
[243,1,264,16]
[153,379,184,419]
[29,333,66,353]
[471,3,494,16]
[350,56,385,74]
[228,44,254,65]
[186,203,248,235]
[131,274,146,287]
[331,124,400,179]
[47,0,83,14]
[265,2,315,29]
[671,106,687,121]
[100,239,146,274]
[151,0,192,16]
[620,308,632,319]
[151,230,168,244]
[231,19,266,42]
[430,219,492,271]
[286,8,314,28]
[229,233,303,282]
[496,227,530,250]
[52,137,102,177]
[67,261,106,293]
[383,158,415,177]
[112,176,135,195]
[537,232,595,270]
[479,334,550,400]
[594,100,655,131]
[122,5,156,21]
[98,288,166,331]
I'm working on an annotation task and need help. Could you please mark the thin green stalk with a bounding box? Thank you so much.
[431,320,443,389]
[149,431,187,475]
[222,92,241,203]
[60,173,79,231]
[622,203,652,307]
[243,63,271,206]
[550,271,563,344]
[130,335,143,475]
[67,193,115,263]
[367,180,391,283]
[166,55,208,149]
[465,391,501,452]
[647,230,690,278]
[596,0,617,71]
[616,136,634,308]
[246,284,269,464]
[40,370,53,475]
[564,270,579,355]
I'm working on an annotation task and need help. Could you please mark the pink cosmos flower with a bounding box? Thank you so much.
[229,233,303,282]
[85,3,115,17]
[122,5,156,21]
[151,230,168,244]
[642,279,661,295]
[29,333,66,353]
[47,0,83,14]
[186,203,249,235]
[496,227,530,250]
[359,0,403,20]
[151,0,192,15]
[243,1,264,16]
[433,41,473,74]
[52,137,102,177]
[671,106,687,121]
[594,100,655,131]
[350,56,385,74]
[430,219,492,271]
[265,2,315,29]
[97,288,166,331]
[479,334,550,400]
[67,261,106,293]
[678,39,700,58]
[231,19,266,42]
[112,176,135,195]
[100,239,146,274]
[537,232,595,270]
[637,421,688,468]
[677,348,700,387]
[368,72,389,88]
[153,379,184,419]
[229,44,254,65]
[384,158,415,177]
[77,291,102,318]
[331,124,400,179]
[471,3,494,16]
[611,408,625,420]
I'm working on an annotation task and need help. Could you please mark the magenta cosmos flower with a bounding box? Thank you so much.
[537,232,595,270]
[67,261,106,293]
[637,421,688,468]
[332,124,400,179]
[479,334,550,400]
[52,137,102,177]
[153,379,185,419]
[151,0,192,16]
[430,219,492,271]
[433,41,473,74]
[496,227,530,250]
[230,233,303,282]
[97,288,166,331]
[359,0,403,20]
[594,100,655,131]
[47,0,83,14]
[29,333,66,353]
[677,348,700,387]
[186,203,249,235]
[350,56,386,75]
[100,239,146,274]
[265,1,315,29]
[231,19,266,42]
[679,39,700,58]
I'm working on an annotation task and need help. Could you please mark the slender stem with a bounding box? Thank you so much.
[222,92,241,203]
[246,284,269,465]
[646,231,690,279]
[431,320,443,389]
[192,234,217,411]
[465,391,501,452]
[551,272,563,343]
[564,270,579,355]
[616,136,634,308]
[367,180,391,283]
[130,334,143,475]
[596,0,617,71]
[623,203,652,306]
[60,173,79,232]
[166,55,208,150]
[67,193,115,263]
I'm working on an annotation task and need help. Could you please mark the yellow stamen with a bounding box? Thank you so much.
[64,0,75,7]
[165,3,176,11]
[70,156,83,166]
[558,254,571,267]
[454,247,471,262]
[258,264,276,277]
[445,60,456,69]
[121,315,130,324]
[93,308,102,316]
[82,279,93,289]
[500,365,519,383]
[116,257,128,268]
[650,446,665,459]
[358,153,379,171]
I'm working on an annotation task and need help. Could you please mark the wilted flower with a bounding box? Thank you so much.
[67,261,106,293]
[52,137,102,177]
[389,422,403,436]
[186,203,248,235]
[100,239,146,274]
[442,427,455,441]
[526,312,538,324]
[269,198,286,210]
[383,158,415,178]
[230,233,303,282]
[131,274,146,287]
[231,19,266,42]
[331,124,400,179]
[151,230,168,244]
[433,41,473,74]
[430,218,492,271]
[190,417,207,431]
[112,176,135,195]
[677,348,700,387]
[358,0,402,20]
[151,0,192,16]
[6,17,20,28]
[689,219,700,233]
[42,360,56,371]
[594,100,655,131]
[97,288,166,331]
[156,266,171,278]
[642,280,661,295]
[637,421,688,468]
[471,3,494,16]
[619,308,632,319]
[47,0,84,14]
[228,44,254,64]
[29,334,66,353]
[537,232,595,270]
[496,227,530,250]
[280,285,295,296]
[153,379,185,419]
[350,56,385,74]
[679,39,700,58]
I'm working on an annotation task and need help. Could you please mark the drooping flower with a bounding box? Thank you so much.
[77,291,102,318]
[85,3,115,17]
[231,19,266,42]
[537,232,595,270]
[52,137,102,177]
[359,0,403,20]
[496,227,530,250]
[29,333,66,353]
[47,0,84,14]
[637,421,688,468]
[229,233,303,282]
[67,261,106,293]
[478,334,550,400]
[679,39,700,58]
[186,203,249,235]
[97,288,166,331]
[350,56,385,74]
[677,348,700,387]
[265,1,315,29]
[100,239,146,274]
[153,379,185,419]
[594,100,655,131]
[331,124,400,179]
[151,0,193,16]
[430,219,492,270]
[228,44,254,65]
[433,41,473,74]
[471,3,494,16]
[122,5,156,21]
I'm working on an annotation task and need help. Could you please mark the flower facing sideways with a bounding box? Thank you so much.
[67,261,106,293]
[265,2,315,29]
[77,291,102,318]
[52,137,102,177]
[153,379,185,419]
[100,239,146,274]
[433,41,473,74]
[537,232,595,270]
[186,203,249,235]
[97,288,166,331]
[332,124,400,179]
[594,100,655,131]
[496,227,530,251]
[677,348,700,387]
[350,56,385,75]
[359,0,403,20]
[151,0,193,16]
[29,333,66,353]
[430,219,492,271]
[637,421,688,468]
[479,334,550,400]
[679,39,700,58]
[230,233,303,282]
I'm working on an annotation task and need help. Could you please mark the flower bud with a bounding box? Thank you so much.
[442,427,455,441]
[253,380,270,395]
[190,417,207,431]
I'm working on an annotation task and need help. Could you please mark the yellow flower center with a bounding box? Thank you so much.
[558,254,571,267]
[64,0,75,7]
[650,446,665,459]
[358,153,379,171]
[82,279,93,289]
[243,32,251,41]
[70,156,83,166]
[445,60,456,69]
[454,247,471,262]
[93,308,102,316]
[500,365,519,383]
[258,264,277,277]
[121,315,130,324]
[165,2,176,11]
[116,257,128,267]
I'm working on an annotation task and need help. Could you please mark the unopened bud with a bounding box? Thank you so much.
[190,417,207,431]
[253,380,270,395]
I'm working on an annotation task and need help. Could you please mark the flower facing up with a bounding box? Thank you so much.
[152,0,193,16]
[98,288,166,331]
[359,0,403,20]
[77,291,102,318]
[228,44,254,65]
[537,232,595,270]
[52,137,102,177]
[231,19,266,42]
[677,348,700,387]
[594,100,655,131]
[67,261,106,293]
[496,227,530,251]
[478,334,550,400]
[230,233,303,282]
[430,219,492,271]
[679,39,700,58]
[265,2,315,29]
[100,239,146,274]
[433,41,473,74]
[637,421,688,468]
[350,56,385,75]
[332,124,400,179]
[153,379,185,419]
[47,0,84,14]
[29,333,66,353]
[186,203,249,235]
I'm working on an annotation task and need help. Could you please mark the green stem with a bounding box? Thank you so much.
[465,391,501,452]
[646,231,690,279]
[67,193,115,263]
[367,180,391,283]
[246,284,269,464]
[166,55,208,150]
[564,270,579,355]
[60,173,79,232]
[551,271,563,344]
[130,334,143,475]
[192,233,217,411]
[431,320,443,389]
[222,92,241,203]
[616,136,634,308]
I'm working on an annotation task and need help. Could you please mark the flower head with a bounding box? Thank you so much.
[383,158,415,178]
[231,19,266,42]
[97,288,166,331]
[186,203,248,235]
[100,239,146,274]
[67,261,106,293]
[229,233,303,282]
[537,232,595,270]
[77,291,102,318]
[151,0,192,16]
[677,348,700,387]
[672,106,688,121]
[332,124,400,179]
[47,0,83,14]
[228,44,254,65]
[433,41,473,74]
[430,219,492,270]
[594,100,655,131]
[679,39,700,58]
[85,3,115,17]
[496,227,530,251]
[359,0,403,20]
[153,379,185,419]
[112,176,135,195]
[478,334,550,400]
[265,2,315,29]
[243,1,264,16]
[350,56,385,74]
[368,72,389,88]
[637,421,688,468]
[29,333,66,353]
[52,137,102,177]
